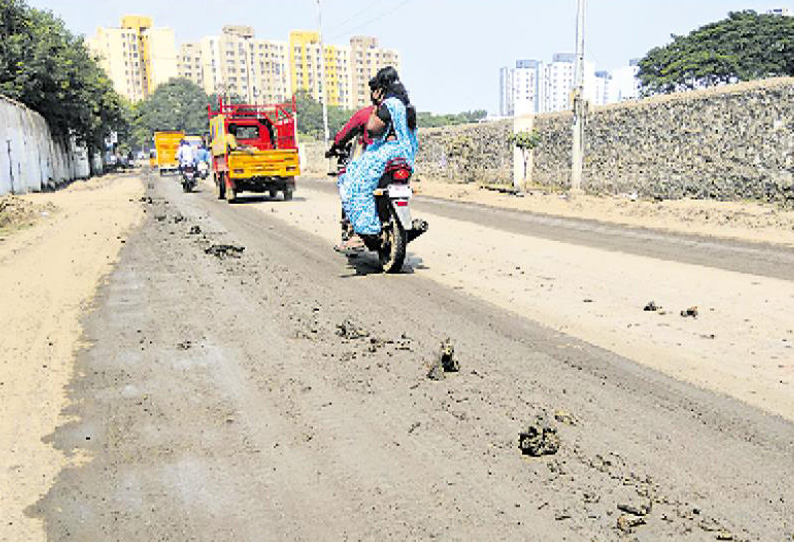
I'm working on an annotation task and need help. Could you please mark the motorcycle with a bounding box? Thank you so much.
[180,162,198,193]
[327,143,428,273]
[197,160,210,180]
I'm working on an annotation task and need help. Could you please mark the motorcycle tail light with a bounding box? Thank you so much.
[393,169,411,180]
[395,200,408,207]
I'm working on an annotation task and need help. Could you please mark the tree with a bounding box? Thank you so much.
[638,10,794,95]
[0,0,129,162]
[417,110,488,128]
[510,130,541,183]
[133,78,210,141]
[294,89,356,141]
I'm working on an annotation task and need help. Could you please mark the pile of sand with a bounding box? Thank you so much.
[0,195,56,232]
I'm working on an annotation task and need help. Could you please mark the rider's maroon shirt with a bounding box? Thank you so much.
[334,105,374,148]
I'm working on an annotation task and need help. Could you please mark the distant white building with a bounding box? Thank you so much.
[594,71,611,106]
[499,54,640,115]
[499,66,515,116]
[609,59,641,102]
[514,59,544,115]
[767,7,792,16]
[543,53,575,112]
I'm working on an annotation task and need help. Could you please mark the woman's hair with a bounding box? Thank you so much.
[369,66,417,131]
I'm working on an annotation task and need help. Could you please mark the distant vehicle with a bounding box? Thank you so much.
[153,131,185,175]
[180,163,198,193]
[208,98,300,202]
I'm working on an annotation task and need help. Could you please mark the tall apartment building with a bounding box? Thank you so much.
[349,36,401,109]
[499,66,514,116]
[608,59,641,102]
[178,26,290,105]
[289,31,352,108]
[543,53,576,113]
[178,43,204,88]
[513,60,544,115]
[500,52,630,115]
[87,15,178,102]
[287,32,399,110]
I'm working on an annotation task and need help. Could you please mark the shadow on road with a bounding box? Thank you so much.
[339,253,425,277]
[228,195,307,205]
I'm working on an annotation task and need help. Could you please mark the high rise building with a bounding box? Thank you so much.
[288,32,399,109]
[513,60,544,115]
[289,31,352,108]
[178,43,204,89]
[178,26,290,105]
[543,53,576,113]
[349,36,401,109]
[609,59,641,102]
[499,67,514,117]
[87,15,178,103]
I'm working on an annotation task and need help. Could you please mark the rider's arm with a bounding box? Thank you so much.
[334,106,374,147]
[366,105,388,138]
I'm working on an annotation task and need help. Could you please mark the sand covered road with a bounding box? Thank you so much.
[0,174,144,542]
[256,179,794,421]
[28,175,794,540]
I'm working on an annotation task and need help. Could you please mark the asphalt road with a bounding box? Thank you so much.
[307,178,794,281]
[29,173,794,541]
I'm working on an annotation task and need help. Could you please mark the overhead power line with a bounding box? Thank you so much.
[327,0,385,33]
[327,0,414,41]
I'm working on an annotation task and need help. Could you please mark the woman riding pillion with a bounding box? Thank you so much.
[334,67,418,252]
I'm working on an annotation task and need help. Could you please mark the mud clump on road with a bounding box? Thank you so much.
[426,360,445,381]
[643,300,660,312]
[617,514,646,533]
[440,338,459,372]
[205,244,245,259]
[618,501,652,516]
[427,338,459,380]
[335,319,369,340]
[189,225,202,235]
[553,409,577,426]
[680,306,699,318]
[519,415,560,457]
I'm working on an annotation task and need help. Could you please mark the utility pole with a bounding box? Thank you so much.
[244,36,254,104]
[571,0,586,194]
[316,0,330,145]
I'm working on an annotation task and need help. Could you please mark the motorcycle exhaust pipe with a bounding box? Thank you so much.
[407,219,428,243]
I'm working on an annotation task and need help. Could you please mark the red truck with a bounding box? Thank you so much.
[208,98,300,202]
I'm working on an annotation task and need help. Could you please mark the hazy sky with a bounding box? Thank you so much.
[26,0,794,114]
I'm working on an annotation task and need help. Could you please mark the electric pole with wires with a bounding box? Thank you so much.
[571,0,586,194]
[316,0,330,145]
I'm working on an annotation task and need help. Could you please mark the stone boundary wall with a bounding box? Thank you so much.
[530,77,794,203]
[0,94,93,196]
[414,121,513,184]
[299,120,515,185]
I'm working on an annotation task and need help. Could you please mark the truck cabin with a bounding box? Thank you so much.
[227,117,277,151]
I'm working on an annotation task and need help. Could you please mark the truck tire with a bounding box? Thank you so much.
[216,173,226,200]
[283,188,293,201]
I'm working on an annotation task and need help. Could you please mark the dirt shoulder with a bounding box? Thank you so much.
[0,174,144,542]
[414,180,794,247]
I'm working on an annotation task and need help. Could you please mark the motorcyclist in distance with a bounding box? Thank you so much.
[176,139,196,172]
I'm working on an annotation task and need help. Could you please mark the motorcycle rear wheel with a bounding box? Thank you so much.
[378,213,406,273]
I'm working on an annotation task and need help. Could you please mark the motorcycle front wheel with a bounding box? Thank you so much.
[378,211,406,274]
